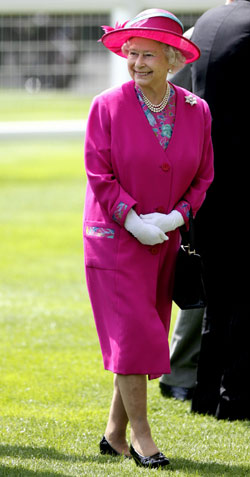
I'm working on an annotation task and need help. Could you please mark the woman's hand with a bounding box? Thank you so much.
[140,210,184,233]
[124,208,168,245]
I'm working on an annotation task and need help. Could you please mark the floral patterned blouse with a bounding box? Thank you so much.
[135,83,191,221]
[135,83,176,150]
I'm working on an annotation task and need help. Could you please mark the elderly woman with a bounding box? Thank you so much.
[83,8,214,469]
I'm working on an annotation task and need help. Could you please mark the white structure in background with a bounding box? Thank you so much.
[0,119,87,139]
[0,0,223,13]
[0,0,222,93]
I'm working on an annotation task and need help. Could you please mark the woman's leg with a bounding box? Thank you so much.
[104,374,130,455]
[117,374,159,457]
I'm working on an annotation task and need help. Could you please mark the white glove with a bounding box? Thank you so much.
[140,210,185,233]
[124,208,169,245]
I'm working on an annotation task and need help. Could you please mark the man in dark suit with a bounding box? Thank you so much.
[190,0,250,420]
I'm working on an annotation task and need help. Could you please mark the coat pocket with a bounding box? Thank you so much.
[83,221,120,270]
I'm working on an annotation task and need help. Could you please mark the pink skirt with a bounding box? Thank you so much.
[84,224,180,379]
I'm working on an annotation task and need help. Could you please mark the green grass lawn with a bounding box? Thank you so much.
[0,123,250,475]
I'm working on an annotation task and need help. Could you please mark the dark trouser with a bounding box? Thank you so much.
[191,245,250,421]
[160,308,204,389]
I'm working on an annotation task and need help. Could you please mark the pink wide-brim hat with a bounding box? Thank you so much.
[100,9,200,64]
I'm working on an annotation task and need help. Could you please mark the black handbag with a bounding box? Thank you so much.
[173,209,207,310]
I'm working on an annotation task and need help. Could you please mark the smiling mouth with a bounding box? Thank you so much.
[134,71,152,76]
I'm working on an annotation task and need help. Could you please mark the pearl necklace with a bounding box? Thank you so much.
[140,82,170,113]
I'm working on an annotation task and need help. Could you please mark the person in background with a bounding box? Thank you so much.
[83,8,214,469]
[189,0,250,420]
[160,1,250,412]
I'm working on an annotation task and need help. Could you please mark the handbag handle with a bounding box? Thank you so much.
[188,207,195,253]
[180,207,196,255]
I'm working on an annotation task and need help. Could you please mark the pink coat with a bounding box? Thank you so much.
[83,80,214,379]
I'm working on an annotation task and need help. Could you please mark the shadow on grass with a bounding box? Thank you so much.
[0,466,71,477]
[0,444,120,466]
[0,444,84,462]
[0,445,248,476]
[171,457,248,476]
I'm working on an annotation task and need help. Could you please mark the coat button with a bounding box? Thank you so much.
[161,162,170,171]
[156,206,165,213]
[150,246,159,255]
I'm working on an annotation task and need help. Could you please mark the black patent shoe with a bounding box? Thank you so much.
[99,436,121,456]
[130,444,170,468]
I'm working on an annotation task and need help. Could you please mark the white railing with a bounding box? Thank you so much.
[0,119,87,138]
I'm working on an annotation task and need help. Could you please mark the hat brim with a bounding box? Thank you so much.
[101,28,200,63]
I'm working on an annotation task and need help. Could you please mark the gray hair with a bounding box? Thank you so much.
[121,39,186,72]
[162,44,186,72]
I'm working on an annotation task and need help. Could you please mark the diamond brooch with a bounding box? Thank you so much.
[185,95,197,106]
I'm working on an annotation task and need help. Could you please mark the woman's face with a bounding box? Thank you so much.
[126,37,170,92]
